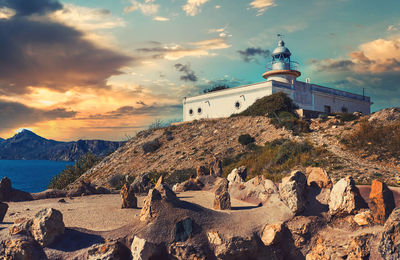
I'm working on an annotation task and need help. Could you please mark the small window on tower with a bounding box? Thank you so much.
[189,109,193,116]
[341,106,348,113]
[197,108,202,114]
[235,101,241,109]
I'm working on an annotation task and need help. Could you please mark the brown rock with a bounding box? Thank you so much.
[130,172,152,194]
[196,165,208,177]
[286,216,324,248]
[379,207,400,259]
[0,177,12,201]
[139,189,162,222]
[120,184,138,209]
[353,210,374,226]
[155,183,179,203]
[209,157,222,177]
[131,236,162,259]
[329,176,368,217]
[168,242,207,260]
[0,201,8,222]
[87,241,126,260]
[306,167,332,189]
[261,222,283,246]
[369,179,395,224]
[173,178,204,192]
[30,208,65,246]
[67,180,110,197]
[154,175,164,189]
[2,237,44,260]
[227,166,247,184]
[9,218,33,236]
[279,170,307,214]
[347,234,371,260]
[213,179,231,210]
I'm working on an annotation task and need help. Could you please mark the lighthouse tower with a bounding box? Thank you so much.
[262,40,301,84]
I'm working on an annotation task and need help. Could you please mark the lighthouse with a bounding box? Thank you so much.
[262,40,301,84]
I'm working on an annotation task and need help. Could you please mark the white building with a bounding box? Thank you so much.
[183,40,372,121]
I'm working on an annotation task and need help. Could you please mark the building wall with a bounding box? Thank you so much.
[312,92,370,114]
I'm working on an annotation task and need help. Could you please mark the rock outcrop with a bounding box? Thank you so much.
[329,176,368,216]
[261,222,283,246]
[229,175,278,205]
[213,179,231,210]
[279,170,307,214]
[0,202,8,222]
[209,157,222,177]
[67,180,111,197]
[131,236,162,259]
[369,179,395,224]
[227,166,247,184]
[379,207,400,259]
[0,177,32,202]
[130,173,152,194]
[120,184,138,208]
[1,237,45,260]
[353,210,374,226]
[87,241,128,260]
[306,167,332,189]
[173,178,204,192]
[196,165,208,177]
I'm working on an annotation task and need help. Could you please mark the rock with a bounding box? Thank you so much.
[207,231,222,246]
[168,242,207,260]
[196,165,208,177]
[130,173,152,194]
[1,237,44,260]
[209,157,222,177]
[213,179,231,210]
[58,199,66,203]
[173,178,204,192]
[174,218,193,242]
[211,233,258,259]
[229,176,278,205]
[286,216,324,248]
[31,189,68,200]
[261,222,283,246]
[154,175,164,189]
[227,166,247,184]
[329,176,368,217]
[131,236,160,260]
[30,208,65,247]
[0,202,8,222]
[306,167,332,189]
[279,170,307,214]
[0,177,12,201]
[87,241,127,260]
[139,189,162,222]
[369,179,395,224]
[67,181,110,197]
[379,208,400,259]
[155,183,178,203]
[347,234,371,260]
[9,218,33,236]
[120,184,138,209]
[353,210,374,226]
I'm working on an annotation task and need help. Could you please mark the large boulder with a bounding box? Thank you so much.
[131,236,162,260]
[229,175,278,205]
[0,202,8,222]
[353,210,374,226]
[168,242,208,260]
[279,170,307,214]
[1,237,44,260]
[87,241,128,260]
[369,179,395,224]
[209,157,222,177]
[67,181,110,197]
[139,189,162,222]
[30,208,65,247]
[347,234,371,260]
[213,179,231,210]
[196,165,208,177]
[0,177,12,201]
[130,173,152,194]
[306,167,332,189]
[285,216,324,249]
[379,208,400,259]
[329,176,368,217]
[227,166,247,185]
[173,178,204,192]
[120,184,138,209]
[261,222,283,246]
[208,233,259,259]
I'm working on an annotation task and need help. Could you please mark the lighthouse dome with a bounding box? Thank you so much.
[272,40,291,57]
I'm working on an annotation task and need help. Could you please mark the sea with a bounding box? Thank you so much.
[0,160,73,193]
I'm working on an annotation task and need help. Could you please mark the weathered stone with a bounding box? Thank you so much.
[212,234,258,259]
[261,222,283,246]
[347,234,371,260]
[174,218,193,242]
[168,242,208,260]
[213,179,231,210]
[229,176,278,205]
[154,175,163,189]
[139,189,162,222]
[67,181,110,197]
[369,179,395,224]
[87,241,126,260]
[379,208,400,259]
[207,231,222,246]
[131,236,160,260]
[279,170,307,214]
[9,218,33,236]
[30,208,65,246]
[209,157,223,177]
[227,166,247,184]
[306,167,332,189]
[130,173,152,194]
[173,178,204,192]
[0,177,12,201]
[286,216,324,248]
[2,237,43,260]
[353,210,374,226]
[196,165,208,177]
[155,183,178,203]
[329,176,368,217]
[0,201,8,222]
[120,184,138,209]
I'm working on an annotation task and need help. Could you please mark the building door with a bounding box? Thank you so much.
[324,105,331,114]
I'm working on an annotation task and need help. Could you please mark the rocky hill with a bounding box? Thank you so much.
[75,108,400,188]
[0,130,124,161]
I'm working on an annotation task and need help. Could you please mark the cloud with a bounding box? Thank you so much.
[174,63,198,82]
[182,0,209,16]
[0,99,76,131]
[153,16,169,21]
[238,47,270,63]
[0,7,15,19]
[0,0,132,95]
[124,0,159,16]
[249,0,277,16]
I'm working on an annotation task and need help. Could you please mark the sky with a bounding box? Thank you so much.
[0,0,399,141]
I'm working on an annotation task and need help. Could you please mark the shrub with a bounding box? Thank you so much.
[109,174,135,190]
[332,112,358,122]
[165,168,196,185]
[48,153,102,190]
[238,134,255,146]
[142,138,162,153]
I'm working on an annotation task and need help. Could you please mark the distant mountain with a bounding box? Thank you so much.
[0,130,125,161]
[0,138,4,143]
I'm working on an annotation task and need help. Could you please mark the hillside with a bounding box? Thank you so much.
[74,108,400,188]
[0,130,124,161]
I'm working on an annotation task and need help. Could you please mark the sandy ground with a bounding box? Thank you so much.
[0,191,256,232]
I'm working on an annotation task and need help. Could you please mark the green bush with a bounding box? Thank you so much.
[142,138,162,153]
[238,134,255,146]
[109,174,135,190]
[165,168,196,185]
[48,153,102,190]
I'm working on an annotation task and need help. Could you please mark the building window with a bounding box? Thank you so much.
[341,106,348,113]
[235,101,241,109]
[324,105,331,114]
[189,109,193,116]
[197,107,202,114]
